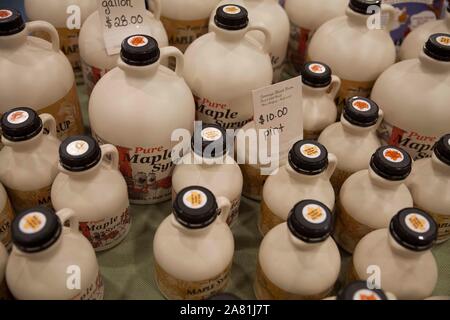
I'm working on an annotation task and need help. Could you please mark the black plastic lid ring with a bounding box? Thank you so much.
[389,208,437,252]
[301,61,332,88]
[173,186,219,229]
[121,34,160,66]
[0,8,25,36]
[12,207,62,253]
[349,0,381,15]
[423,33,450,62]
[343,97,380,127]
[214,5,249,31]
[1,107,43,142]
[287,200,333,243]
[288,140,329,175]
[434,134,450,166]
[192,123,228,158]
[370,146,412,181]
[59,135,102,172]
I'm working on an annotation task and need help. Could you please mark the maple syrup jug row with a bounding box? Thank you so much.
[0,9,84,141]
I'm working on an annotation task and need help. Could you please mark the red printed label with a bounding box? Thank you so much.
[81,60,109,96]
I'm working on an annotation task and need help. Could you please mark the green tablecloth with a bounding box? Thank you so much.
[78,87,450,300]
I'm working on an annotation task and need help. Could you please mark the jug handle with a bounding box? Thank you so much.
[375,108,384,128]
[247,24,272,54]
[100,144,119,170]
[26,21,60,52]
[327,75,342,100]
[216,196,231,225]
[381,4,396,32]
[148,0,162,21]
[40,113,57,138]
[57,208,79,235]
[160,46,184,77]
[325,153,338,179]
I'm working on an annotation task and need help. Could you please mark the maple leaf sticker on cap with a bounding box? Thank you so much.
[223,5,241,14]
[383,148,404,163]
[436,35,450,47]
[201,127,223,142]
[308,63,326,74]
[183,189,208,209]
[7,110,29,124]
[66,140,90,156]
[352,99,371,112]
[405,213,430,234]
[302,204,327,224]
[19,212,47,234]
[0,9,13,19]
[128,35,148,48]
[300,143,321,159]
[353,289,382,301]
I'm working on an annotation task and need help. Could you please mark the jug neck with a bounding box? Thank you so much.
[61,162,103,180]
[171,215,216,236]
[285,162,327,183]
[431,153,450,176]
[14,234,62,259]
[419,51,450,73]
[117,57,160,78]
[346,7,373,27]
[341,116,377,136]
[211,24,249,43]
[387,232,427,258]
[288,230,324,251]
[368,166,405,190]
[1,131,45,152]
[0,28,27,48]
[192,152,232,167]
[302,84,330,97]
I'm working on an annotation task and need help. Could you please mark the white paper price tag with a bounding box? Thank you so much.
[252,77,303,157]
[97,0,151,55]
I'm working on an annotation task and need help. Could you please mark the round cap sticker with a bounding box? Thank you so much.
[405,213,430,234]
[19,212,47,234]
[0,10,13,19]
[353,289,382,301]
[352,99,371,112]
[302,204,326,224]
[7,110,29,124]
[300,144,321,159]
[128,36,148,47]
[183,190,207,209]
[308,63,326,74]
[383,148,404,163]
[66,140,89,156]
[201,127,222,142]
[436,35,450,47]
[223,5,241,14]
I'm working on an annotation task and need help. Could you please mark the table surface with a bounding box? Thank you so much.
[77,87,450,300]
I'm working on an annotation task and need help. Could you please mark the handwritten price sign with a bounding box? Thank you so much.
[97,0,151,55]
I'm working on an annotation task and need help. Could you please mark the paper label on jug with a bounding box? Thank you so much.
[97,0,151,55]
[161,16,210,53]
[95,136,173,204]
[254,262,333,300]
[334,201,374,253]
[195,96,252,130]
[240,164,268,201]
[259,199,285,236]
[417,208,450,243]
[384,0,445,47]
[155,262,231,300]
[378,120,437,160]
[81,60,110,96]
[34,28,83,84]
[39,83,84,141]
[79,207,131,251]
[253,77,303,158]
[71,271,104,300]
[6,185,52,213]
[0,199,14,250]
[283,23,312,77]
[335,79,374,117]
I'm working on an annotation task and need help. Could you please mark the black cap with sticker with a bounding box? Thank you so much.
[343,97,379,127]
[121,34,160,66]
[423,33,450,62]
[288,140,329,175]
[1,107,43,142]
[214,5,249,31]
[0,8,25,36]
[434,134,450,166]
[191,124,228,158]
[301,61,332,88]
[287,200,333,243]
[12,207,62,253]
[173,186,219,229]
[59,135,102,172]
[349,0,381,15]
[390,208,437,251]
[370,146,412,181]
[337,281,389,300]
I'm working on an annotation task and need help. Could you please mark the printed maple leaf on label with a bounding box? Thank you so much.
[384,149,402,161]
